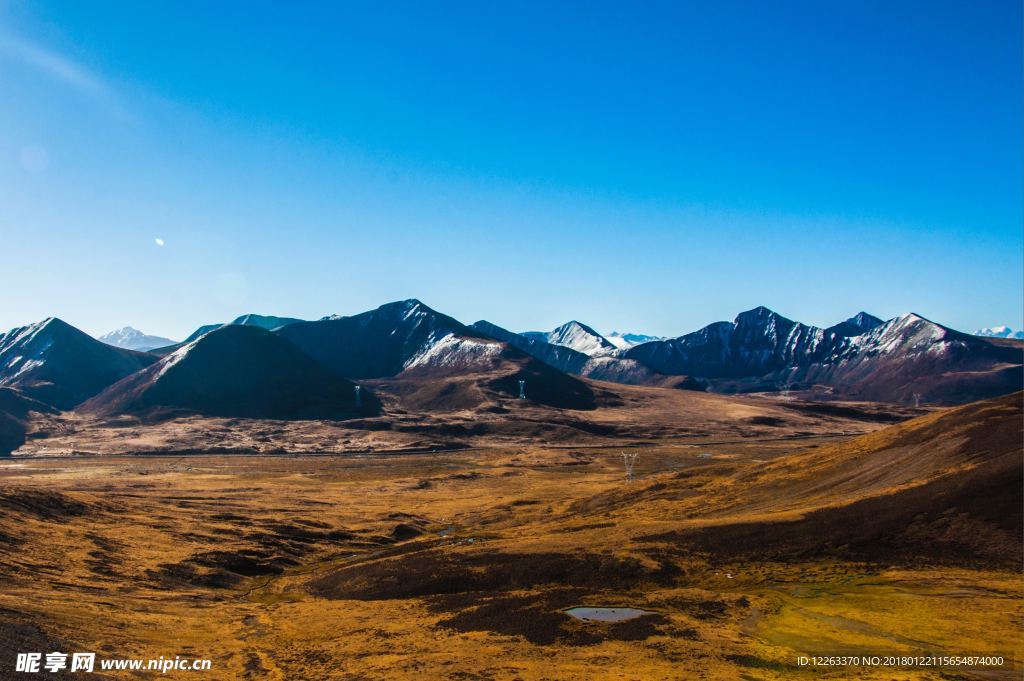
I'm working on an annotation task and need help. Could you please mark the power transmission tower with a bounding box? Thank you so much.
[622,451,639,483]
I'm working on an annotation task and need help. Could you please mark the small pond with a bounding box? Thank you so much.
[563,607,653,623]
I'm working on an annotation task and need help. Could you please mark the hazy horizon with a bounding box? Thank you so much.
[2,1,1021,340]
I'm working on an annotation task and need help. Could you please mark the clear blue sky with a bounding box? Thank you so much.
[1,0,1021,341]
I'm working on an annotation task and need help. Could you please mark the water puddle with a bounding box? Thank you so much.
[563,607,653,623]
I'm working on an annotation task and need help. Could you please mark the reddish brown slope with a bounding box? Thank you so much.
[640,392,1023,566]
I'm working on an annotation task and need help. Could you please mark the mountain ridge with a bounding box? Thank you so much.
[83,324,377,420]
[0,318,157,409]
[3,303,1019,412]
[174,314,306,348]
[625,308,1021,403]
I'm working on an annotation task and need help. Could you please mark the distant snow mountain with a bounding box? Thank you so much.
[98,327,176,352]
[605,331,663,350]
[522,321,618,357]
[975,326,1024,340]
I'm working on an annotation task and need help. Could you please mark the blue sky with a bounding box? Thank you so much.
[1,0,1021,340]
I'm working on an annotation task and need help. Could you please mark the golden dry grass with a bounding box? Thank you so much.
[0,394,1019,680]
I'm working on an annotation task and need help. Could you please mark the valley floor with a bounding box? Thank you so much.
[0,423,1020,680]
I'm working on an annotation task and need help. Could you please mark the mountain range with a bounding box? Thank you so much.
[623,308,1021,403]
[0,318,156,409]
[0,301,1020,430]
[84,324,377,420]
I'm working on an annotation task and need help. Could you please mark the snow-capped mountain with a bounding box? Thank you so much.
[522,321,618,357]
[473,320,663,385]
[625,308,1022,403]
[625,306,846,379]
[84,324,377,420]
[474,320,592,374]
[791,313,1023,403]
[281,301,602,410]
[98,327,176,352]
[279,300,496,379]
[975,326,1024,340]
[0,318,156,408]
[3,303,1019,415]
[605,331,663,350]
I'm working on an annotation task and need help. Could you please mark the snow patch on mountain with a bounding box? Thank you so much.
[1,319,57,377]
[155,337,202,379]
[404,333,504,370]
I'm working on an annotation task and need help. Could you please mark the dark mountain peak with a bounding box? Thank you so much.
[181,323,225,345]
[176,322,264,348]
[24,317,80,339]
[178,313,306,347]
[327,299,436,323]
[278,300,477,379]
[380,298,427,313]
[229,313,304,330]
[827,311,885,338]
[731,308,800,347]
[733,306,791,327]
[0,318,156,409]
[847,311,884,332]
[471,319,509,337]
[36,316,61,329]
[84,323,377,420]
